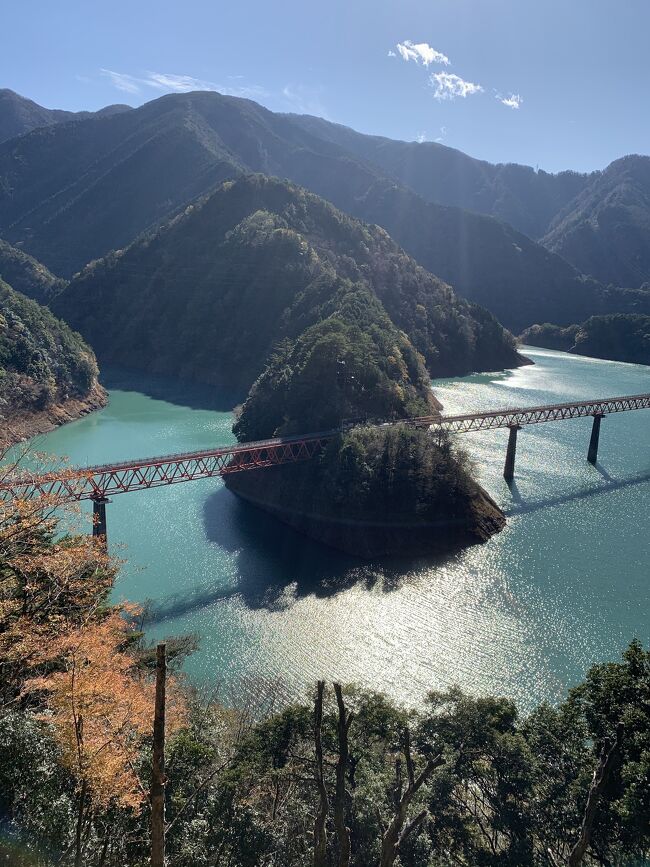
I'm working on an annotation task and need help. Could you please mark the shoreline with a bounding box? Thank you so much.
[0,382,107,451]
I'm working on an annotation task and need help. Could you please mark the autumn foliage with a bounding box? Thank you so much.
[0,491,184,825]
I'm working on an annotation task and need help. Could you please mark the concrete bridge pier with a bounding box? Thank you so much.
[92,496,110,545]
[587,413,605,464]
[503,424,522,482]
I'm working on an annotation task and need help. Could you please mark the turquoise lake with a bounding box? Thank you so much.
[20,348,650,710]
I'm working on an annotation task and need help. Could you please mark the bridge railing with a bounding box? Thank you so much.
[0,393,648,517]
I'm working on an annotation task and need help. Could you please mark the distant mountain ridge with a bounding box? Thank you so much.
[1,89,647,331]
[0,88,131,143]
[284,113,592,240]
[542,155,650,288]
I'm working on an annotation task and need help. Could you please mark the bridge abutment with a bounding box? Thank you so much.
[92,496,110,545]
[587,413,605,464]
[503,424,522,482]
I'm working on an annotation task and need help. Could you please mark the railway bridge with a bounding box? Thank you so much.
[1,392,648,542]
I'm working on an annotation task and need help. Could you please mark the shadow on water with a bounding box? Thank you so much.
[504,467,650,517]
[144,466,650,626]
[144,487,462,624]
[100,366,244,412]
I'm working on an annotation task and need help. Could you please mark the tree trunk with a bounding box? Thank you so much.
[313,680,328,867]
[151,643,167,867]
[74,778,87,867]
[333,683,353,867]
[568,724,623,867]
[379,728,443,867]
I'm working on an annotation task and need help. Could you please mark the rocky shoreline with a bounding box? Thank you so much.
[225,467,505,558]
[0,382,107,451]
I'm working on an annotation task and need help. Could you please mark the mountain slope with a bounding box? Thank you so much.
[285,113,590,240]
[1,90,645,330]
[52,175,522,395]
[542,156,650,288]
[0,238,66,302]
[0,88,131,143]
[0,279,104,446]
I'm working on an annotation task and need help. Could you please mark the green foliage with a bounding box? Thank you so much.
[54,174,521,396]
[0,239,66,303]
[233,281,433,440]
[521,314,650,365]
[2,90,646,333]
[519,322,580,351]
[542,156,650,289]
[572,314,650,364]
[0,279,98,419]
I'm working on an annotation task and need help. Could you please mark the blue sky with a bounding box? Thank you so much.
[3,0,649,173]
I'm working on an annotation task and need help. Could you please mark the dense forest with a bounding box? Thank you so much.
[53,175,522,396]
[0,497,648,866]
[0,279,103,445]
[0,238,65,302]
[50,175,515,555]
[226,271,505,554]
[520,314,650,365]
[1,89,648,331]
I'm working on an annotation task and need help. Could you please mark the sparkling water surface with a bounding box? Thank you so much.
[21,348,650,710]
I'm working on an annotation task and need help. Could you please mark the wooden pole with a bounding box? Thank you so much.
[151,643,167,867]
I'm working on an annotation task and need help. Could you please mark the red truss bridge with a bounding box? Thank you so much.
[1,392,648,538]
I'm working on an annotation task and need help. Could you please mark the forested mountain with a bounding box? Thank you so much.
[542,156,650,288]
[286,113,591,239]
[0,279,104,446]
[1,89,644,331]
[53,175,521,396]
[0,238,65,302]
[0,88,131,143]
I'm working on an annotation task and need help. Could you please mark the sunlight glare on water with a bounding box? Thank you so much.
[17,349,650,710]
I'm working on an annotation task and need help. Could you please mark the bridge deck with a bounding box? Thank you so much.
[1,393,648,502]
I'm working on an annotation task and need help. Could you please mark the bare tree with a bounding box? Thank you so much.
[567,724,624,867]
[380,728,444,867]
[313,680,329,867]
[333,683,354,867]
[151,643,167,867]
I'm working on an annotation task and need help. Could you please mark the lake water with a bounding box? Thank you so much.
[17,348,650,710]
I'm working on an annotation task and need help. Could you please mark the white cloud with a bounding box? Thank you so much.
[395,41,449,67]
[145,72,212,92]
[101,69,267,101]
[387,50,397,57]
[101,69,142,94]
[498,92,523,109]
[430,72,483,101]
[416,131,426,143]
[435,125,447,142]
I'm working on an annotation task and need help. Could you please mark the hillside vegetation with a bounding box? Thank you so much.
[0,238,66,302]
[1,90,644,330]
[54,175,522,397]
[289,116,650,291]
[0,279,103,444]
[521,314,650,365]
[542,156,650,288]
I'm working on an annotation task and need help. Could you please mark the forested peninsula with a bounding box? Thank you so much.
[52,175,519,554]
